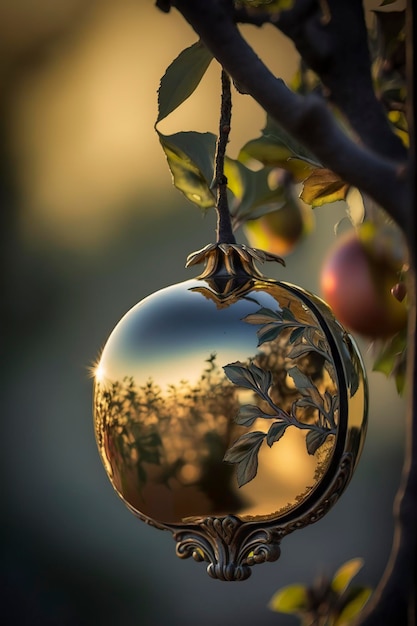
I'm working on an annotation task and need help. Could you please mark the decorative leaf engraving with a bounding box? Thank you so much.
[235,404,275,426]
[223,362,272,395]
[223,431,266,487]
[243,306,332,363]
[306,429,331,455]
[266,422,288,447]
[223,304,339,486]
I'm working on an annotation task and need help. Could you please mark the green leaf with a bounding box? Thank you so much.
[372,328,407,394]
[239,115,320,176]
[156,40,213,123]
[157,131,216,209]
[223,431,266,487]
[235,404,275,426]
[239,135,295,167]
[394,362,406,395]
[334,587,372,625]
[268,584,309,614]
[332,558,364,595]
[266,422,287,446]
[224,158,287,223]
[300,168,350,207]
[305,429,329,455]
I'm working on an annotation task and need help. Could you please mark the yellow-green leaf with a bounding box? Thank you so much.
[239,114,320,178]
[331,558,364,594]
[388,110,409,148]
[238,136,294,168]
[373,328,407,394]
[334,587,372,625]
[286,157,315,182]
[158,131,216,209]
[300,168,350,207]
[269,584,308,614]
[224,157,287,223]
[224,158,245,202]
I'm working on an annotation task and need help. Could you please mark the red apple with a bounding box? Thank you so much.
[320,226,407,338]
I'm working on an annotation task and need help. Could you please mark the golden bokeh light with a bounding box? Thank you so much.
[3,0,298,249]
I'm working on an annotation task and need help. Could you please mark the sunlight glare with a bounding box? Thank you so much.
[95,363,106,382]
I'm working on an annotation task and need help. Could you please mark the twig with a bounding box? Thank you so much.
[214,69,235,244]
[275,0,406,161]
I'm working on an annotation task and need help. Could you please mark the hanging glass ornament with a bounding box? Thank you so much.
[93,242,367,581]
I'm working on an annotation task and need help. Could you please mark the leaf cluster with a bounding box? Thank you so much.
[269,558,372,626]
[155,39,352,224]
[155,9,407,225]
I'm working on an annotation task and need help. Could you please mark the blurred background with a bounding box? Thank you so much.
[1,1,406,625]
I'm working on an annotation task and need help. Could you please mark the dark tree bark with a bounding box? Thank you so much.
[276,0,406,161]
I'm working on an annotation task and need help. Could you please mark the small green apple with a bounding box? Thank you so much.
[243,193,314,257]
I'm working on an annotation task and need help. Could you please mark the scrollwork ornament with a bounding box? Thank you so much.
[174,517,252,581]
[173,515,282,580]
[166,453,354,580]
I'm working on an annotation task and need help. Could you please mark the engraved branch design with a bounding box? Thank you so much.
[223,306,338,487]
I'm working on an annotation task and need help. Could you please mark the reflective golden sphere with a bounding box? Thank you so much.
[93,245,367,532]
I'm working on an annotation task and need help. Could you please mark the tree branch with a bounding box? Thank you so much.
[171,0,409,235]
[233,1,406,162]
[273,0,407,161]
[155,0,172,12]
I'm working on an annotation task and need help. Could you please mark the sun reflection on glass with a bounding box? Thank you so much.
[94,363,106,382]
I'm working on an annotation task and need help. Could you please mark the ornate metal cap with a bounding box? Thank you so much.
[186,242,285,279]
